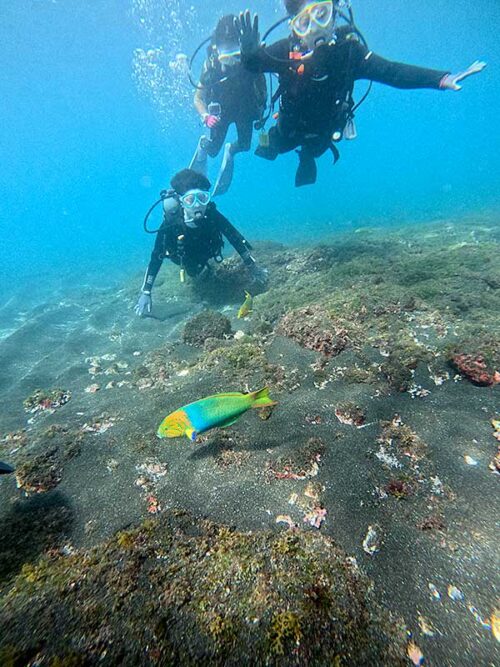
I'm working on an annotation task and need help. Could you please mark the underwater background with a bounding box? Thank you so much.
[1,1,499,666]
[1,0,499,298]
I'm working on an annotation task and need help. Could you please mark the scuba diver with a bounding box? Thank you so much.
[236,1,486,187]
[135,169,268,317]
[189,14,267,197]
[0,461,15,475]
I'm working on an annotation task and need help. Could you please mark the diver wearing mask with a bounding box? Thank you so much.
[190,14,267,197]
[135,169,267,317]
[236,0,486,187]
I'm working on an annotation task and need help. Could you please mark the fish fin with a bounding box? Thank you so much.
[250,386,278,408]
[245,291,252,299]
[202,392,245,399]
[218,416,241,429]
[186,428,197,441]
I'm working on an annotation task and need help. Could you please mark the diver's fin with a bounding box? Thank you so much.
[189,136,208,176]
[212,143,234,197]
[0,461,15,475]
[255,143,279,161]
[251,387,278,408]
[295,151,317,187]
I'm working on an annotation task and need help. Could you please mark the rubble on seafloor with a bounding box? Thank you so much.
[0,510,409,666]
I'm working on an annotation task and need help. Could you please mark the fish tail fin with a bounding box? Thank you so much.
[251,386,277,408]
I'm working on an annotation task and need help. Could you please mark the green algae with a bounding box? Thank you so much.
[0,510,407,666]
[183,309,233,347]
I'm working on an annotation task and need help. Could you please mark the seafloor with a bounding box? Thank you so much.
[0,216,499,666]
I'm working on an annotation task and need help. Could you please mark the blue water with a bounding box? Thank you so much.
[1,0,499,298]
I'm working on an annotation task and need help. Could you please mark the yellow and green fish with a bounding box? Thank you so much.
[157,387,276,441]
[237,291,253,319]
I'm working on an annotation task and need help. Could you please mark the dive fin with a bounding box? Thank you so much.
[189,136,209,176]
[295,151,317,187]
[212,143,234,197]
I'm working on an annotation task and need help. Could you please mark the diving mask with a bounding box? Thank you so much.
[217,46,241,67]
[180,189,211,224]
[291,1,334,41]
[180,189,211,208]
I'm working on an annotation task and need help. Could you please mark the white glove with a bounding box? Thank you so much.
[440,61,486,91]
[135,292,152,317]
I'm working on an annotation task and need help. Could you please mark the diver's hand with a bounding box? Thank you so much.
[236,10,261,57]
[203,113,220,128]
[249,265,269,288]
[135,292,152,317]
[440,61,486,90]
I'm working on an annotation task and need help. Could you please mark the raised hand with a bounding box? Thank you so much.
[235,10,261,56]
[440,60,487,91]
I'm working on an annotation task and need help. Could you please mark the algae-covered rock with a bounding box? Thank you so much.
[22,388,71,414]
[183,310,232,347]
[14,426,82,495]
[447,336,500,386]
[0,510,407,666]
[277,306,349,357]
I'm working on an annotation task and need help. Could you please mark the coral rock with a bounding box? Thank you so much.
[276,306,349,357]
[183,310,232,347]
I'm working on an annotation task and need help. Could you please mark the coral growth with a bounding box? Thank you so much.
[183,309,233,347]
[276,306,349,357]
[23,389,71,415]
[0,510,408,665]
[335,402,366,427]
[450,353,499,387]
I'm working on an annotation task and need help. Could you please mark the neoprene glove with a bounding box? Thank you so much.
[203,113,220,128]
[236,10,261,57]
[135,292,152,317]
[440,61,486,90]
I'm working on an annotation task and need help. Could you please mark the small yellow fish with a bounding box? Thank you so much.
[237,291,253,319]
[492,609,500,642]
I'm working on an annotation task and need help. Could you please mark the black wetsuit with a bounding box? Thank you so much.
[141,202,254,292]
[198,61,267,156]
[242,29,449,181]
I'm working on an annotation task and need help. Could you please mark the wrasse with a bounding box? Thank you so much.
[157,387,276,441]
[237,291,253,319]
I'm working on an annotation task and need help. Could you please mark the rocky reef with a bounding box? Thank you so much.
[0,510,408,666]
[0,217,499,666]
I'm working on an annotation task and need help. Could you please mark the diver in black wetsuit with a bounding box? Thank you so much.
[135,169,267,317]
[236,1,486,187]
[190,14,267,197]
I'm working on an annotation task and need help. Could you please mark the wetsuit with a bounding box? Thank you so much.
[141,201,255,292]
[195,60,267,156]
[242,29,449,184]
